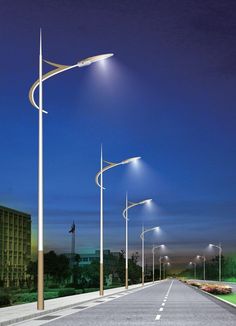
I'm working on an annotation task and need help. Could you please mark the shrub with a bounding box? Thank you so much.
[0,294,11,307]
[201,284,232,295]
[47,284,59,289]
[84,288,98,293]
[186,281,202,288]
[12,293,38,303]
[12,291,59,304]
[58,288,76,297]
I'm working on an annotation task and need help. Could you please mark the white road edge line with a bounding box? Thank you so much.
[159,307,163,311]
[155,314,161,320]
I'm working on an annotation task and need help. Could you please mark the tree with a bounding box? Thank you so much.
[128,252,141,284]
[26,261,37,288]
[27,251,71,287]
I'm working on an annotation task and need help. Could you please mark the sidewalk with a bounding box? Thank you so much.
[0,282,156,326]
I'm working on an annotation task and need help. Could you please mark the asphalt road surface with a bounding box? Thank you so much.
[20,279,236,326]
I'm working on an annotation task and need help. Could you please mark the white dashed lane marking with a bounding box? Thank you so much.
[155,280,174,321]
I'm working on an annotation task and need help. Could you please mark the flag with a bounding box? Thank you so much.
[69,221,75,233]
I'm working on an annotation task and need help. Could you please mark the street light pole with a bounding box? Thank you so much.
[152,245,164,283]
[96,155,141,295]
[152,245,154,283]
[219,244,222,282]
[125,193,128,289]
[209,243,222,282]
[204,256,206,281]
[122,197,152,289]
[197,255,206,281]
[163,262,169,279]
[38,30,44,310]
[100,146,104,296]
[29,32,114,309]
[142,225,144,286]
[140,226,159,286]
[190,262,196,279]
[159,256,161,280]
[159,256,168,280]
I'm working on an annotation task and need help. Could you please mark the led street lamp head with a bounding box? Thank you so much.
[77,53,114,67]
[139,198,152,205]
[122,156,141,164]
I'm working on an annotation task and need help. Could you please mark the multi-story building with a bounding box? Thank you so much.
[0,205,31,287]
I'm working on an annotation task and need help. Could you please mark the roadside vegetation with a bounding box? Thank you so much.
[216,293,236,304]
[0,250,142,307]
[182,280,232,294]
[178,254,236,282]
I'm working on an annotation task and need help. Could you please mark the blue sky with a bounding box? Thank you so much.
[0,0,235,268]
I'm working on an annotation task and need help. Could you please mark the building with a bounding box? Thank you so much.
[64,250,121,266]
[0,205,31,287]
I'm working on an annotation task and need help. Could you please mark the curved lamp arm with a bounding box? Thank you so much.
[122,199,152,220]
[197,255,206,261]
[95,156,141,189]
[152,244,164,254]
[140,226,159,240]
[29,53,114,113]
[209,243,222,253]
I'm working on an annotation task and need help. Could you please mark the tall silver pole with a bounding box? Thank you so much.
[142,226,144,286]
[203,257,206,281]
[152,245,155,283]
[100,145,104,295]
[37,29,44,310]
[159,257,161,280]
[219,243,222,282]
[125,193,128,289]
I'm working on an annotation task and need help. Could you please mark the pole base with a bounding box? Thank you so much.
[125,268,128,289]
[142,271,144,286]
[37,250,44,310]
[100,263,104,296]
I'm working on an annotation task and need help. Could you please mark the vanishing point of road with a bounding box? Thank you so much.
[19,279,236,326]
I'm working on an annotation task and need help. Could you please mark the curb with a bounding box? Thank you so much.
[197,288,236,308]
[0,282,159,326]
[183,282,236,309]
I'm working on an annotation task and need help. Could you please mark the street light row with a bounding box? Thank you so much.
[95,150,162,294]
[189,243,222,281]
[29,31,165,308]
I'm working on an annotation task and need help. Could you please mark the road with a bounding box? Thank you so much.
[17,279,236,326]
